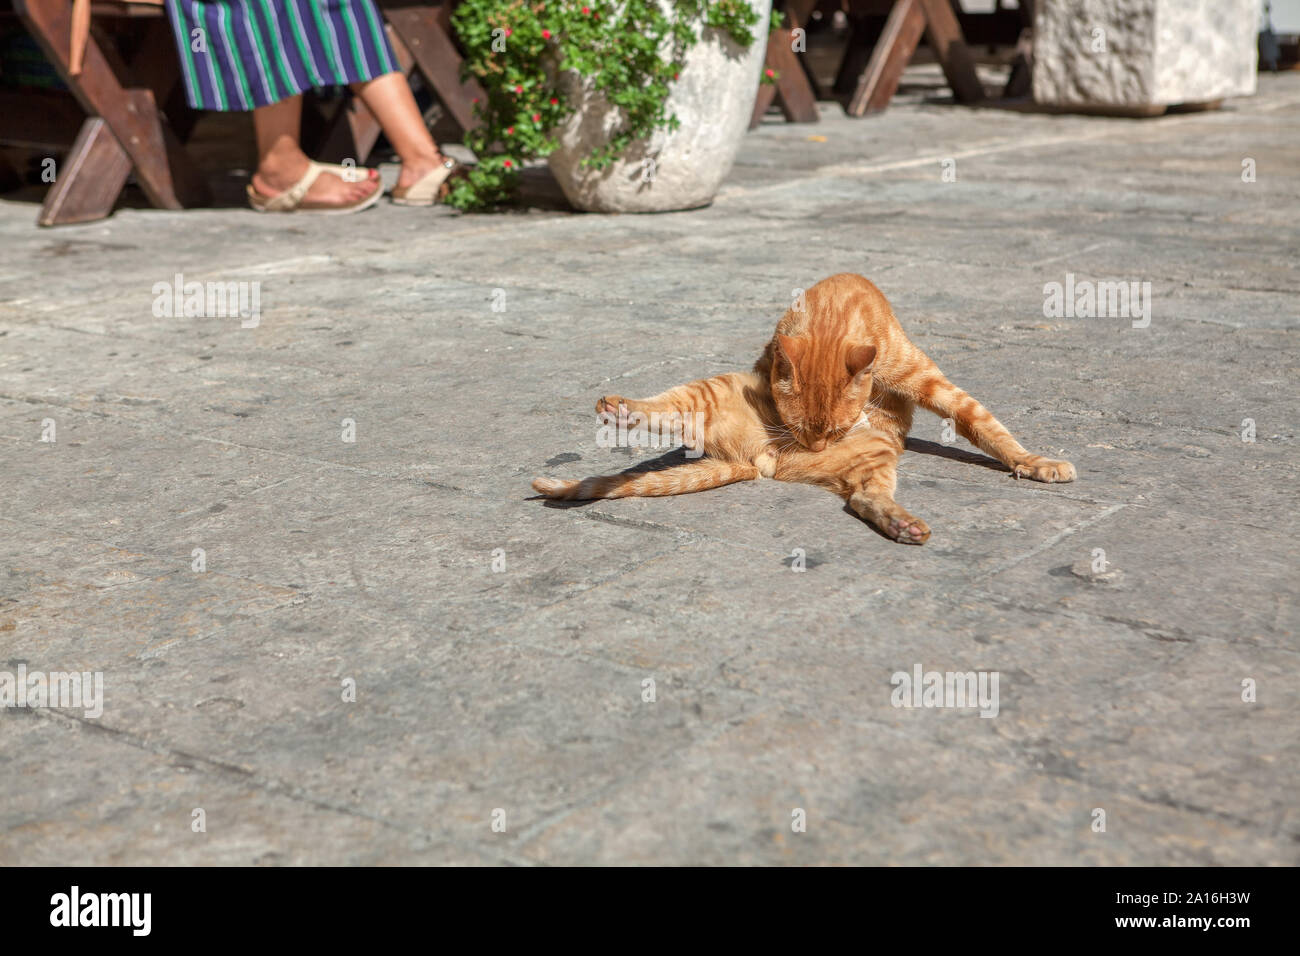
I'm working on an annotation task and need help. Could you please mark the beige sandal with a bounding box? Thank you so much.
[391,157,461,206]
[246,160,383,214]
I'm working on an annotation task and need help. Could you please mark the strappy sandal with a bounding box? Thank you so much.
[246,160,383,214]
[318,161,379,183]
[391,157,462,206]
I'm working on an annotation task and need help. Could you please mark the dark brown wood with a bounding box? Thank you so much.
[772,28,820,122]
[381,2,484,134]
[749,76,778,130]
[917,0,984,104]
[750,1,824,128]
[0,153,21,193]
[847,0,926,116]
[14,0,209,224]
[0,90,87,148]
[37,117,133,225]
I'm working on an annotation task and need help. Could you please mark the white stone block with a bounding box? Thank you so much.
[1033,0,1259,111]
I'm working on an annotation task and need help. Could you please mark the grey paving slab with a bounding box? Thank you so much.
[0,68,1296,866]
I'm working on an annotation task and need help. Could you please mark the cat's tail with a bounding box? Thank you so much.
[532,460,758,500]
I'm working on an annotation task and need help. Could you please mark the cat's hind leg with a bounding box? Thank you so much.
[533,459,759,500]
[776,432,930,544]
[899,358,1076,483]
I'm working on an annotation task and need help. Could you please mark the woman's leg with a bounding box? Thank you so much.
[250,94,380,205]
[349,73,447,190]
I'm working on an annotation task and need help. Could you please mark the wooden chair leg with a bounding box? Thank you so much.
[918,0,984,104]
[15,0,209,222]
[38,116,132,225]
[750,81,778,130]
[382,4,484,134]
[771,28,820,123]
[750,10,821,129]
[847,0,926,116]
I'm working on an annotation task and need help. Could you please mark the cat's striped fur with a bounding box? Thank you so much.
[532,273,1075,544]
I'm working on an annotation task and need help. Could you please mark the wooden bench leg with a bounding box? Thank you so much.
[15,0,209,224]
[847,0,926,116]
[846,0,984,117]
[382,3,484,134]
[38,116,133,226]
[751,27,820,128]
[918,0,984,104]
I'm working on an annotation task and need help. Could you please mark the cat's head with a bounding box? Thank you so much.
[770,334,876,451]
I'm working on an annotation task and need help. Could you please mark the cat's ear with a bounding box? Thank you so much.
[775,334,806,374]
[845,344,877,381]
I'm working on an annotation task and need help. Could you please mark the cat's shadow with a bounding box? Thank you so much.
[532,449,689,509]
[533,442,1008,511]
[903,438,1009,473]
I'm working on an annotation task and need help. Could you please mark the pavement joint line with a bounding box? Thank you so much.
[8,250,1291,329]
[1024,240,1118,269]
[977,502,1128,579]
[245,472,312,495]
[719,92,1300,204]
[988,719,1297,835]
[13,706,533,867]
[966,585,1300,654]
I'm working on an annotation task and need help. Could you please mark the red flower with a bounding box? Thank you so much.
[542,29,551,39]
[550,97,559,105]
[581,6,589,13]
[503,159,513,169]
[673,72,679,81]
[506,126,514,135]
[532,113,541,123]
[514,85,523,93]
[504,27,512,37]
[765,68,774,78]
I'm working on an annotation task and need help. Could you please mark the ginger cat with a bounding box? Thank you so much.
[532,273,1075,544]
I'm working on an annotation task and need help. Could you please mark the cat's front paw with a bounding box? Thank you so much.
[1011,456,1076,483]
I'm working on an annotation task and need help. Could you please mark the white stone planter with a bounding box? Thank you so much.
[1032,0,1258,114]
[547,0,772,213]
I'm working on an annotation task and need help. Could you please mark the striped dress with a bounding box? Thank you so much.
[164,0,400,111]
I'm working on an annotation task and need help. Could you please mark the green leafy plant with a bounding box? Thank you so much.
[447,1,772,210]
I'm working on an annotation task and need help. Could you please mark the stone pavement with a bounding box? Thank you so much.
[1,69,1296,866]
